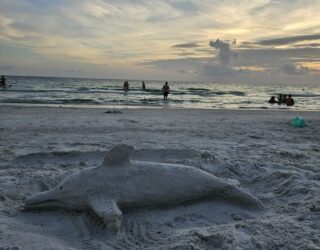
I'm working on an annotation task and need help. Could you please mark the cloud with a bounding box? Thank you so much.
[256,34,320,46]
[195,38,239,77]
[293,43,320,48]
[279,63,309,75]
[209,39,237,65]
[235,47,320,68]
[174,52,196,56]
[172,42,200,48]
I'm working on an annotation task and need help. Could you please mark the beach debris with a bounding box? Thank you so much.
[292,116,305,128]
[104,110,122,114]
[24,144,263,230]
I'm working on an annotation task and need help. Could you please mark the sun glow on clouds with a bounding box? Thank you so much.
[0,0,320,83]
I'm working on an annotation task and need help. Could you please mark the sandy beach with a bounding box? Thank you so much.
[0,106,320,249]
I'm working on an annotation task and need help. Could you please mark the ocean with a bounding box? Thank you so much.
[0,76,319,110]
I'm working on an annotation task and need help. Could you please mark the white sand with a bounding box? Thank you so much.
[0,106,320,249]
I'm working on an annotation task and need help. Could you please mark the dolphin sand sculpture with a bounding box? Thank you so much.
[25,145,263,230]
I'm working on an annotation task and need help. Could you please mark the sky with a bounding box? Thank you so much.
[0,0,320,84]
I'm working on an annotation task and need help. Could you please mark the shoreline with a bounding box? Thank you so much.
[1,103,318,112]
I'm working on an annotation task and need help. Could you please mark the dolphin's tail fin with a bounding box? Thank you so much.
[222,185,264,209]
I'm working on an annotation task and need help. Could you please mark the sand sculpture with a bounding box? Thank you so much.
[25,145,263,230]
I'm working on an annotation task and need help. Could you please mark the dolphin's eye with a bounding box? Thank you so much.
[59,186,63,190]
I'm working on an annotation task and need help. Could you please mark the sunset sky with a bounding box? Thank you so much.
[0,0,320,84]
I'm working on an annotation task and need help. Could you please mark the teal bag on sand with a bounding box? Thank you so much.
[292,117,305,128]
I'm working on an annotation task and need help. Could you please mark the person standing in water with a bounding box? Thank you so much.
[162,82,170,100]
[142,81,146,90]
[123,81,129,93]
[0,75,7,88]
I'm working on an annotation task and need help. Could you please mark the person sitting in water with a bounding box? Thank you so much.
[0,75,7,88]
[269,96,277,104]
[286,94,295,106]
[278,94,282,104]
[162,82,170,100]
[282,94,287,104]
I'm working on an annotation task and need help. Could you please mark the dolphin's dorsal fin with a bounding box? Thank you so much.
[102,144,134,167]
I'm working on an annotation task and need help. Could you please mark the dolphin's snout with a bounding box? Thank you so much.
[24,190,59,210]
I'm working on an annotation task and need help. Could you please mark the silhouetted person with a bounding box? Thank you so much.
[282,94,287,104]
[286,95,295,106]
[123,81,129,93]
[278,94,282,105]
[0,75,7,88]
[162,82,170,100]
[269,96,277,104]
[142,81,146,90]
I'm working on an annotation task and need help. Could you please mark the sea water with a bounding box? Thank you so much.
[0,76,319,110]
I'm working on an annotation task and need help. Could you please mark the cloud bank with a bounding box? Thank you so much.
[279,63,309,75]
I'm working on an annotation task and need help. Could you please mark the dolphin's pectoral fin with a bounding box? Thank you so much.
[89,197,122,230]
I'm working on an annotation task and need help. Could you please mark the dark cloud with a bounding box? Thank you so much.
[293,43,320,48]
[279,63,309,75]
[256,34,320,46]
[195,48,214,54]
[202,65,254,77]
[172,42,200,48]
[209,39,237,65]
[235,48,320,68]
[238,42,263,49]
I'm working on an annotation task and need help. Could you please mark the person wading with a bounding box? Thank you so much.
[162,82,170,100]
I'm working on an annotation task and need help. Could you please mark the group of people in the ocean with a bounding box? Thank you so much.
[0,75,7,88]
[269,94,295,106]
[123,80,170,100]
[1,74,295,106]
